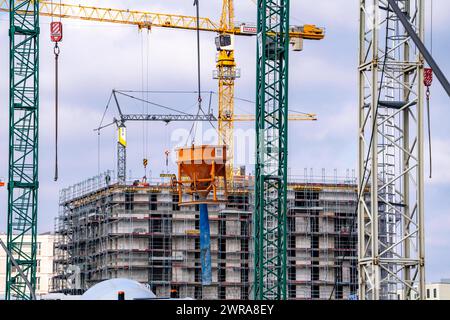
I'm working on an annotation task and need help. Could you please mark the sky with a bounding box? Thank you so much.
[0,0,449,282]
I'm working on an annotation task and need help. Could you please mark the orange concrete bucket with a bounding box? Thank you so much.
[175,145,227,205]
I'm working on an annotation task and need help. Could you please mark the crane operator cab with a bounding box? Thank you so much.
[215,34,234,51]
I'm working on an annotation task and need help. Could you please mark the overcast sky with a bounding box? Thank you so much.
[0,1,449,282]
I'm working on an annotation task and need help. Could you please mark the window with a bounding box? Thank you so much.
[427,289,430,299]
[219,286,226,300]
[125,192,134,210]
[335,285,343,300]
[434,288,437,299]
[149,194,158,211]
[37,242,42,256]
[194,286,202,299]
[311,285,320,299]
[310,216,319,233]
[37,260,41,273]
[172,194,180,211]
[36,277,40,291]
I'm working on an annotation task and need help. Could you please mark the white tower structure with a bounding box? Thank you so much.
[358,0,426,300]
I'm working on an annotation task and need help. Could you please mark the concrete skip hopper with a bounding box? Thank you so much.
[174,144,228,286]
[175,144,227,205]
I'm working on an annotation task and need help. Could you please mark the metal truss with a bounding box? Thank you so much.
[6,0,39,300]
[358,0,425,300]
[254,0,289,300]
[121,114,216,122]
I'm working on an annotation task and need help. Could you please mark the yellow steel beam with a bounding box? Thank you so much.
[0,0,219,31]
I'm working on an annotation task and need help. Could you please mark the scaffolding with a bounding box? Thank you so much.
[52,170,359,300]
[286,169,358,299]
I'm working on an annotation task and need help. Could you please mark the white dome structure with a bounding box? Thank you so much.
[81,278,156,300]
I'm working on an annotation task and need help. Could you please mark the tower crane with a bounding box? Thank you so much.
[2,0,443,302]
[357,0,450,301]
[4,0,39,300]
[99,90,316,184]
[0,0,324,185]
[1,0,322,300]
[254,0,291,300]
[96,90,217,184]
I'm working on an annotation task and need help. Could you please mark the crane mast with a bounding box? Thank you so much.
[254,0,289,300]
[215,0,239,185]
[6,0,39,300]
[358,0,426,300]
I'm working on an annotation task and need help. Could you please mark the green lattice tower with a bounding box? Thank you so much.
[6,0,39,300]
[254,0,289,300]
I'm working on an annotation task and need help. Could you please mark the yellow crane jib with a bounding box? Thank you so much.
[0,1,325,41]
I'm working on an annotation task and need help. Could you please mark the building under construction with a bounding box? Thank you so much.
[51,170,358,300]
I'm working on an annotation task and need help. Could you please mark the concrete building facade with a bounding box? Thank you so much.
[51,171,358,300]
[425,280,450,300]
[0,233,56,297]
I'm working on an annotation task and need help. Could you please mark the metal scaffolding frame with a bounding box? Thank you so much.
[358,0,425,300]
[52,173,254,299]
[51,170,359,300]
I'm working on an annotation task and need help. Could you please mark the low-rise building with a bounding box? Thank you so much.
[396,279,450,300]
[0,232,56,297]
[425,280,450,300]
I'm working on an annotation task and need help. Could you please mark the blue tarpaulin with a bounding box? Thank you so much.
[199,204,212,285]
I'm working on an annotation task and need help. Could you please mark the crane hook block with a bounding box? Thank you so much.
[50,22,63,43]
[424,68,433,87]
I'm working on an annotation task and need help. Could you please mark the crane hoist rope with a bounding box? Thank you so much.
[425,0,434,179]
[187,0,203,146]
[140,30,151,179]
[187,0,224,148]
[425,68,433,179]
[50,0,63,181]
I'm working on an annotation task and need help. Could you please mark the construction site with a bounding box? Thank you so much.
[0,0,450,302]
[50,170,358,300]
